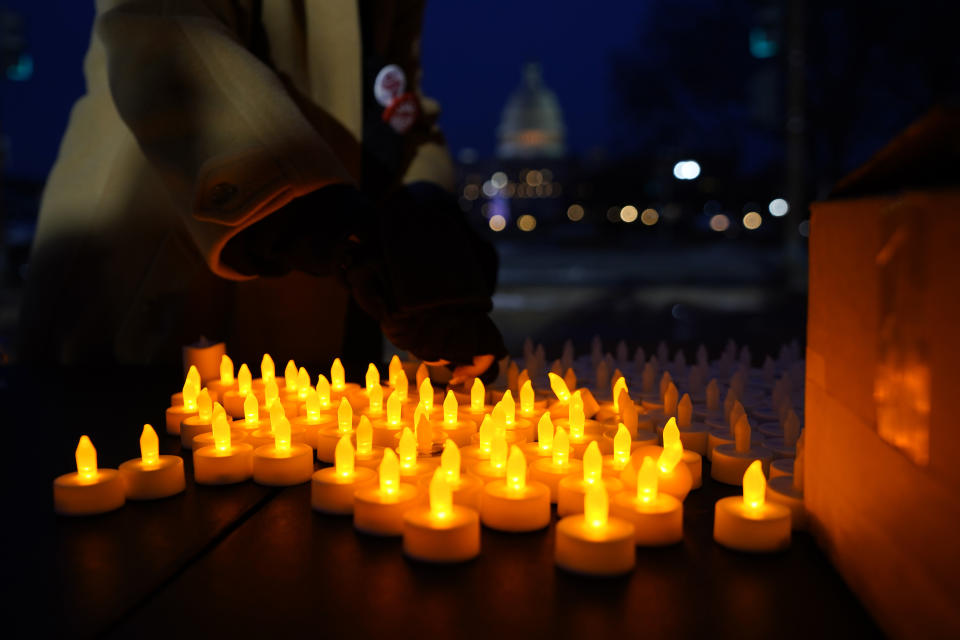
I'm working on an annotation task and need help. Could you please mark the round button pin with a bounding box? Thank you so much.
[382,93,419,134]
[374,64,407,107]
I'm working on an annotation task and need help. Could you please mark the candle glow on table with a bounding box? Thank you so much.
[611,457,683,546]
[481,445,551,531]
[714,460,791,552]
[54,435,126,515]
[252,414,314,486]
[193,412,254,484]
[119,424,185,500]
[555,483,635,576]
[311,436,376,514]
[402,469,481,563]
[354,449,420,536]
[557,441,623,516]
[530,427,583,502]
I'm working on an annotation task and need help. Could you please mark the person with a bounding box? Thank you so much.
[19,0,505,383]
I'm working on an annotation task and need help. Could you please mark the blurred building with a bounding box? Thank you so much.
[496,62,566,160]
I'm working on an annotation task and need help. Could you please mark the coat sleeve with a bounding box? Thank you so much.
[97,0,355,280]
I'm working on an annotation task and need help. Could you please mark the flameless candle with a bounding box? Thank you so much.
[595,377,630,423]
[329,357,360,399]
[363,383,384,421]
[397,426,440,479]
[388,354,403,387]
[165,379,199,435]
[439,390,478,447]
[247,400,308,449]
[467,377,490,419]
[769,457,794,479]
[707,404,761,460]
[766,437,806,528]
[353,416,385,469]
[558,441,624,516]
[253,353,281,389]
[371,391,407,447]
[496,389,535,439]
[521,412,557,462]
[262,378,299,418]
[119,425,186,500]
[555,483,635,576]
[470,433,514,484]
[316,397,357,463]
[193,412,254,484]
[694,378,723,423]
[530,428,583,502]
[481,445,551,531]
[416,377,438,414]
[601,423,651,474]
[311,436,377,514]
[236,392,269,435]
[714,460,791,552]
[427,439,482,508]
[170,365,201,406]
[554,391,601,458]
[252,415,314,486]
[611,457,683,546]
[206,355,237,401]
[622,437,694,502]
[402,469,481,563]
[54,436,126,515]
[354,449,420,536]
[180,391,231,449]
[712,416,773,486]
[223,363,259,418]
[661,418,703,489]
[670,393,709,455]
[461,415,495,464]
[518,379,548,420]
[291,389,337,445]
[600,420,658,458]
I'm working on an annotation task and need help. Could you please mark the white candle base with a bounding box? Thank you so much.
[354,484,420,536]
[371,422,405,447]
[762,437,796,460]
[118,456,185,500]
[769,458,794,479]
[311,467,377,514]
[557,477,624,516]
[53,470,125,516]
[402,505,481,563]
[611,492,683,546]
[520,442,553,463]
[222,389,263,418]
[180,415,235,450]
[164,405,197,435]
[469,460,507,485]
[707,429,765,460]
[193,444,254,484]
[291,415,336,448]
[480,481,551,532]
[317,427,355,463]
[555,515,635,576]
[713,496,791,553]
[766,476,806,529]
[440,419,478,447]
[529,459,584,502]
[252,443,314,486]
[419,474,484,510]
[354,448,386,470]
[711,445,773,486]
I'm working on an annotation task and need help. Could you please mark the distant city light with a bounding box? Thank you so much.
[798,220,810,237]
[489,215,506,232]
[768,198,789,217]
[540,168,554,182]
[482,180,497,198]
[640,208,659,226]
[567,204,585,221]
[673,160,701,180]
[463,184,479,200]
[709,214,730,232]
[491,171,508,190]
[743,211,762,230]
[517,214,537,232]
[619,205,639,223]
[525,170,543,187]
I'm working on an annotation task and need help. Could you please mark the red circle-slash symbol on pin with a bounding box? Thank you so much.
[382,92,419,134]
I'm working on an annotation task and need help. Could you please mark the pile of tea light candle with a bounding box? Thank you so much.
[53,337,807,574]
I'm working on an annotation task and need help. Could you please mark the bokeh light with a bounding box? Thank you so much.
[567,204,585,221]
[673,160,701,180]
[517,214,537,232]
[709,214,730,232]
[798,220,810,237]
[768,198,789,217]
[490,171,508,190]
[619,205,638,223]
[489,215,506,232]
[743,211,762,230]
[640,208,659,225]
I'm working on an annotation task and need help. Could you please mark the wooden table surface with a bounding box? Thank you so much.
[7,366,882,639]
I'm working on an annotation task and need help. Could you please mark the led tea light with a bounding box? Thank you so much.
[440,390,477,447]
[481,445,551,532]
[397,409,446,456]
[530,428,583,502]
[119,425,186,500]
[223,363,258,418]
[247,400,307,449]
[611,457,683,546]
[402,469,481,563]
[252,415,314,486]
[253,353,280,389]
[54,435,126,515]
[354,449,420,536]
[311,436,376,515]
[364,383,384,421]
[180,390,229,449]
[193,412,254,485]
[427,440,482,509]
[557,441,624,516]
[461,415,495,464]
[263,378,298,418]
[329,357,360,399]
[279,359,300,401]
[622,436,694,503]
[496,390,534,440]
[712,416,772,486]
[371,391,407,447]
[713,460,791,553]
[169,365,200,406]
[662,418,702,489]
[397,426,440,480]
[555,483,635,576]
[291,389,337,445]
[352,416,385,469]
[416,377,439,414]
[760,410,801,460]
[595,377,630,423]
[470,434,510,484]
[165,378,199,435]
[316,397,357,463]
[553,391,601,458]
[671,393,709,455]
[600,416,658,458]
[766,436,806,529]
[206,355,236,401]
[237,393,269,435]
[707,402,756,460]
[602,424,645,474]
[388,354,403,387]
[769,458,794,479]
[466,377,490,420]
[517,380,547,424]
[521,413,556,462]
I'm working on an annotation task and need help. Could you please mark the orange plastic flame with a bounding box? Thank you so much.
[197,388,212,421]
[429,468,453,520]
[330,358,346,391]
[369,383,383,416]
[443,390,458,426]
[316,375,332,408]
[140,424,159,467]
[677,393,693,428]
[490,435,508,470]
[517,369,530,392]
[583,441,602,484]
[664,382,679,417]
[613,423,631,469]
[212,411,231,452]
[548,372,571,402]
[356,416,373,456]
[398,428,416,470]
[244,393,260,427]
[297,367,311,401]
[471,378,485,413]
[636,456,658,503]
[416,362,429,387]
[506,445,526,493]
[441,439,461,484]
[519,380,535,415]
[416,413,433,454]
[584,482,609,529]
[537,413,554,453]
[264,380,279,411]
[379,448,399,495]
[658,418,684,473]
[261,354,275,385]
[395,370,409,403]
[569,391,585,441]
[274,415,291,453]
[490,403,506,437]
[612,377,628,413]
[386,392,402,426]
[237,364,251,395]
[284,360,298,391]
[75,435,97,482]
[219,355,234,385]
[182,380,199,412]
[552,427,570,468]
[563,368,577,392]
[302,391,320,423]
[478,416,493,456]
[734,414,751,453]
[337,397,353,434]
[743,459,765,509]
[335,435,355,478]
[501,390,516,425]
[185,365,200,392]
[269,400,285,434]
[388,354,402,387]
[365,363,379,394]
[419,377,433,412]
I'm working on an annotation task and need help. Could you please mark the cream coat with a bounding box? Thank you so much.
[20,0,454,365]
